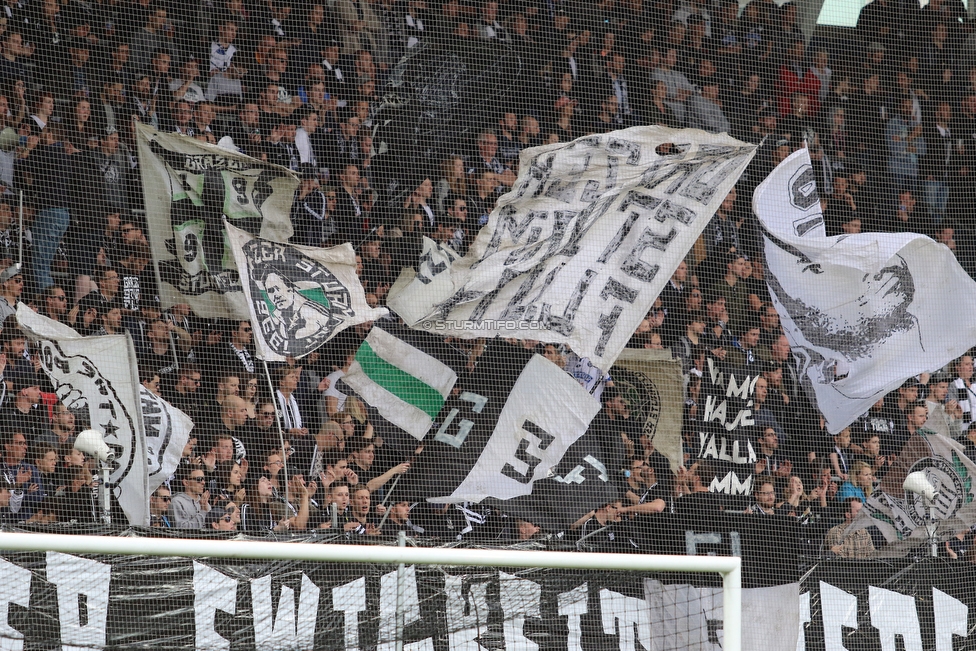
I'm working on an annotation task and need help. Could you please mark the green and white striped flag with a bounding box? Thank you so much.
[343,327,458,440]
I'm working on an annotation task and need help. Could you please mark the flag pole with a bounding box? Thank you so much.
[138,198,178,372]
[261,358,290,508]
[374,472,404,531]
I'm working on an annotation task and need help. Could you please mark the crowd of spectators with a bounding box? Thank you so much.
[1,0,976,557]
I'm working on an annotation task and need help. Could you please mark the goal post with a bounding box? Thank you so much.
[0,532,742,651]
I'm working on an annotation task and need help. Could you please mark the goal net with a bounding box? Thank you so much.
[0,532,743,651]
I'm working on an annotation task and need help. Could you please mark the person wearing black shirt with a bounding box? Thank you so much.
[0,372,45,440]
[291,169,336,247]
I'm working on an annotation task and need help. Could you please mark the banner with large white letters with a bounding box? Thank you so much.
[2,522,975,650]
[389,126,755,368]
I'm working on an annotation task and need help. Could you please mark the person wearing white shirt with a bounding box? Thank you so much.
[295,108,319,166]
[206,19,247,101]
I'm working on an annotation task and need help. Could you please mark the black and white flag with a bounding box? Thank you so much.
[17,306,149,525]
[754,149,976,433]
[226,221,387,361]
[140,387,192,495]
[402,347,600,504]
[135,123,299,320]
[389,127,755,367]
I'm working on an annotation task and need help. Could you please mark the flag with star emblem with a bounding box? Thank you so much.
[17,305,150,526]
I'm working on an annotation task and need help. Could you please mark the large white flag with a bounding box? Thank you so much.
[225,221,387,361]
[389,127,755,368]
[17,305,150,525]
[140,387,193,495]
[135,122,299,319]
[753,149,976,433]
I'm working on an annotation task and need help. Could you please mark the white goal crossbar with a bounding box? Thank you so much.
[0,532,742,651]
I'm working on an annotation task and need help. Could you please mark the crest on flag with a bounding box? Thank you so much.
[226,221,387,361]
[855,428,976,554]
[244,239,354,356]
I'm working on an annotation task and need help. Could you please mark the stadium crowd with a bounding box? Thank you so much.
[0,0,975,557]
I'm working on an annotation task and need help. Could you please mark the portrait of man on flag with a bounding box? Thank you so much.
[226,221,387,361]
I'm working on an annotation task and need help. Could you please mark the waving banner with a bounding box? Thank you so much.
[754,148,976,433]
[135,122,299,319]
[389,126,755,368]
[343,326,458,442]
[140,387,193,496]
[17,306,148,526]
[399,345,601,505]
[225,221,387,361]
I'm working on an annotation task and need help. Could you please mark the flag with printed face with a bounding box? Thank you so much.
[226,221,388,361]
[388,126,755,369]
[343,326,459,441]
[754,148,976,434]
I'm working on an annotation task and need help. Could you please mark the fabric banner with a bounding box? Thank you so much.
[426,354,600,504]
[0,515,802,651]
[398,345,601,504]
[17,306,148,526]
[612,348,685,471]
[695,358,759,504]
[225,221,387,361]
[6,534,976,650]
[140,387,193,496]
[135,122,299,319]
[343,326,458,441]
[753,148,976,434]
[389,126,755,368]
[484,429,622,532]
[855,427,976,553]
[488,349,685,531]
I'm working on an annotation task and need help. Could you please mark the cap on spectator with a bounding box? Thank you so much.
[102,126,118,138]
[931,370,953,384]
[325,39,339,49]
[0,264,21,283]
[77,294,104,316]
[216,136,240,153]
[299,164,318,181]
[902,377,922,389]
